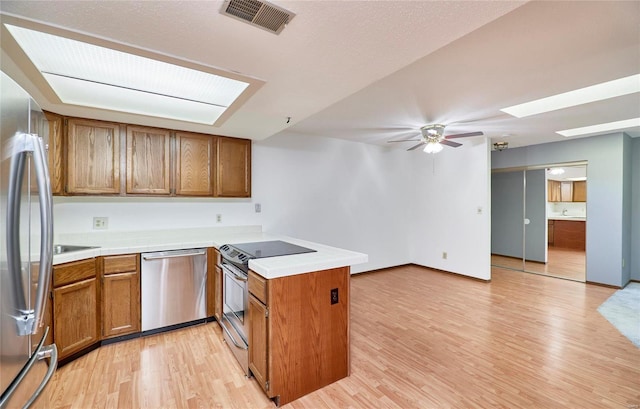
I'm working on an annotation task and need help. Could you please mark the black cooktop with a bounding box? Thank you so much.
[229,240,316,259]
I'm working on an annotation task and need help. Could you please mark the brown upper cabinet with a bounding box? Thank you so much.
[548,180,561,202]
[126,126,171,195]
[215,136,251,197]
[175,132,214,196]
[43,112,64,195]
[46,114,251,197]
[548,180,586,203]
[66,118,121,194]
[573,180,586,202]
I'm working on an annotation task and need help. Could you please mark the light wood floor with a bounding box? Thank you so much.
[492,246,586,282]
[49,265,640,408]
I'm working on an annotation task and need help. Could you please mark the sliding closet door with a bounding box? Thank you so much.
[491,170,524,270]
[524,168,547,267]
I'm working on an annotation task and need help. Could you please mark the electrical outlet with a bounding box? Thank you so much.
[442,251,448,260]
[622,259,625,268]
[93,217,108,230]
[216,214,222,223]
[255,203,261,213]
[330,288,339,305]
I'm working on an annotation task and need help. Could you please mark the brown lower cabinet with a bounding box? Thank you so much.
[101,254,140,338]
[553,220,586,250]
[52,258,100,360]
[248,267,350,406]
[207,248,222,319]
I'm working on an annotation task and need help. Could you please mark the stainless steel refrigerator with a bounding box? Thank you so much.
[0,71,57,408]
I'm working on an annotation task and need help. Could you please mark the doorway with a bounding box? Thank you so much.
[491,163,587,282]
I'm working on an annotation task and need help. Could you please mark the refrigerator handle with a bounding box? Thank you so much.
[6,133,30,334]
[32,134,54,334]
[6,133,53,336]
[0,327,58,409]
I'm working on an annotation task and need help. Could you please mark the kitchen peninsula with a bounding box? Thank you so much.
[50,226,367,406]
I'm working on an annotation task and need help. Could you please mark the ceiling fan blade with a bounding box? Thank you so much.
[387,139,420,143]
[407,142,425,151]
[440,139,462,148]
[444,131,484,139]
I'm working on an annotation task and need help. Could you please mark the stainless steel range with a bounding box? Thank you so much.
[217,240,316,374]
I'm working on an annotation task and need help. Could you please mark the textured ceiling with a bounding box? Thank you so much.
[1,1,638,149]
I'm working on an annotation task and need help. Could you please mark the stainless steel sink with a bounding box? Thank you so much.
[53,245,98,255]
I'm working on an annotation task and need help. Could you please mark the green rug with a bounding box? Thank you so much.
[597,282,640,348]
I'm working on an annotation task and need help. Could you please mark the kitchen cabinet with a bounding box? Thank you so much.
[215,136,251,197]
[66,118,120,194]
[47,114,252,197]
[175,132,214,196]
[573,180,587,202]
[126,126,171,195]
[553,220,586,250]
[548,180,583,202]
[207,248,222,319]
[548,180,561,202]
[43,111,64,195]
[247,267,350,406]
[101,254,140,338]
[548,219,554,246]
[560,181,573,202]
[52,258,100,360]
[248,293,269,393]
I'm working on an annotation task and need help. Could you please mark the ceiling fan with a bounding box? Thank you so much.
[387,124,483,153]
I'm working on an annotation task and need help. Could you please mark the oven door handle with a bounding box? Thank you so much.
[220,264,248,282]
[220,319,248,350]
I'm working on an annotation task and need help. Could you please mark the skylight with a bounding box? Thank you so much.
[5,24,250,125]
[557,117,640,137]
[500,74,640,118]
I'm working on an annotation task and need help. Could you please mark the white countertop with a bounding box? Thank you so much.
[52,226,368,279]
[548,216,586,221]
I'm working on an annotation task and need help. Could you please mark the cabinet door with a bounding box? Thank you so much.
[560,181,573,202]
[248,294,270,395]
[67,118,120,194]
[126,126,171,194]
[102,254,140,338]
[214,264,223,321]
[547,180,561,202]
[175,132,214,196]
[215,137,251,197]
[206,248,217,318]
[44,112,64,195]
[573,181,586,202]
[53,278,99,359]
[102,272,140,338]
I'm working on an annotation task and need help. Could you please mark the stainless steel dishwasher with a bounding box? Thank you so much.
[141,248,207,332]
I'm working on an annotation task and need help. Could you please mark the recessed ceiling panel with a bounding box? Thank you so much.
[5,23,250,124]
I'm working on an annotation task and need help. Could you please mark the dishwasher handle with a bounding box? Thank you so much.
[142,249,206,261]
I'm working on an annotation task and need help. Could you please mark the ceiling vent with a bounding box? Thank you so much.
[220,0,295,35]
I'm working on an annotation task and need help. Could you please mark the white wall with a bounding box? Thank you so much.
[492,133,627,286]
[252,132,414,273]
[632,136,640,281]
[54,132,415,273]
[409,138,491,280]
[54,131,493,278]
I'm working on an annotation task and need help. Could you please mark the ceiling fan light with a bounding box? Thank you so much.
[423,141,443,154]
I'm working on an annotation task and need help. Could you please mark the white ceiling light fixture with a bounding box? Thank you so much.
[423,141,443,154]
[500,74,640,118]
[548,168,565,175]
[566,177,587,181]
[557,117,640,137]
[5,24,252,125]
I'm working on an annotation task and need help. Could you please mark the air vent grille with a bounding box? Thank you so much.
[221,0,295,34]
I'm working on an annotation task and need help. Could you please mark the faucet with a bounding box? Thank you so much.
[562,208,568,216]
